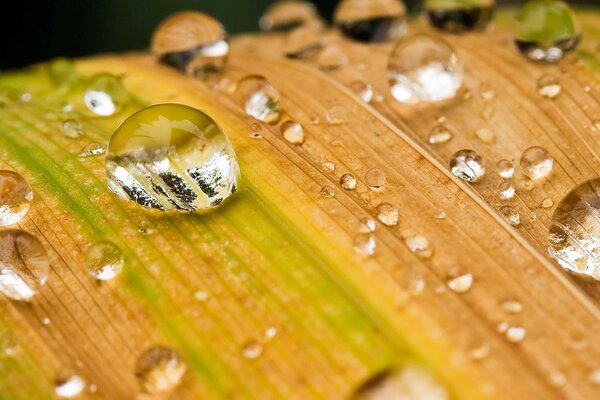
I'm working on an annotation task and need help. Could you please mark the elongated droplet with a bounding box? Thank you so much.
[136,346,186,393]
[450,150,485,182]
[425,0,495,33]
[364,168,386,189]
[78,143,106,159]
[0,171,33,226]
[84,74,130,117]
[377,203,399,226]
[505,326,526,343]
[235,76,281,123]
[61,119,83,139]
[0,230,49,301]
[354,234,376,256]
[500,299,523,314]
[537,74,561,99]
[280,120,305,144]
[388,35,462,104]
[496,159,514,179]
[334,0,407,43]
[106,104,239,212]
[520,146,553,180]
[446,273,473,293]
[260,1,321,31]
[55,374,85,398]
[86,241,124,281]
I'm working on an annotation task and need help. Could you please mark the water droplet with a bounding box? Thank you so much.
[359,217,377,233]
[0,171,33,226]
[137,220,156,236]
[500,205,521,226]
[350,80,374,103]
[588,368,600,385]
[325,105,347,125]
[520,146,553,180]
[194,290,208,302]
[280,120,305,144]
[446,272,473,293]
[334,0,406,42]
[316,44,349,71]
[500,299,523,314]
[320,185,335,198]
[496,159,514,179]
[61,119,83,139]
[260,0,321,31]
[364,168,386,189]
[425,0,494,33]
[377,203,399,226]
[0,230,49,301]
[284,26,323,59]
[547,371,566,387]
[242,340,263,359]
[151,12,229,78]
[136,346,186,393]
[482,106,494,120]
[537,74,561,99]
[77,142,106,159]
[435,210,446,219]
[249,122,263,138]
[405,235,433,259]
[475,128,495,144]
[86,241,124,281]
[479,83,496,101]
[84,74,129,117]
[235,75,281,123]
[498,181,515,200]
[469,342,490,361]
[106,104,240,211]
[353,234,376,256]
[449,150,485,182]
[55,373,85,398]
[309,112,321,125]
[592,119,600,131]
[515,0,580,63]
[541,198,554,209]
[428,124,453,144]
[322,161,335,172]
[388,34,462,104]
[505,326,526,343]
[47,58,79,87]
[340,173,358,190]
[265,327,278,340]
[42,317,50,325]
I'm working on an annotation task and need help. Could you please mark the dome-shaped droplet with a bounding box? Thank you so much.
[235,75,281,124]
[280,121,305,144]
[0,230,49,301]
[449,150,485,182]
[475,128,495,144]
[364,168,386,189]
[405,235,434,259]
[106,104,240,211]
[520,146,553,180]
[515,0,580,63]
[388,35,463,104]
[86,241,124,281]
[151,12,229,78]
[316,44,349,71]
[335,0,407,43]
[350,80,374,103]
[354,234,376,256]
[136,346,186,393]
[55,373,85,398]
[496,159,514,179]
[340,173,358,190]
[428,124,453,144]
[0,171,33,226]
[284,25,324,59]
[61,119,83,139]
[377,203,399,226]
[359,217,377,233]
[242,340,263,359]
[84,74,130,117]
[537,74,561,99]
[260,1,321,32]
[47,58,79,87]
[325,105,347,125]
[425,0,495,33]
[498,181,515,199]
[500,205,521,226]
[548,179,600,280]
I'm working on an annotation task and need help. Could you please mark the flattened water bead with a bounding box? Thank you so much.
[364,168,386,189]
[496,159,514,179]
[515,0,580,63]
[86,241,124,281]
[520,146,553,180]
[235,75,281,123]
[449,150,485,182]
[260,1,321,32]
[151,12,229,78]
[0,230,49,301]
[136,346,186,393]
[388,35,462,104]
[106,104,240,211]
[425,0,495,33]
[335,0,406,43]
[548,179,600,280]
[84,73,130,117]
[428,124,453,144]
[0,171,33,226]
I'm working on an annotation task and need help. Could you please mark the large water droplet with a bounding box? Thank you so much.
[449,150,485,182]
[334,0,407,43]
[377,203,399,226]
[520,146,553,180]
[388,35,462,104]
[106,104,240,211]
[260,1,321,31]
[0,171,33,226]
[425,0,495,33]
[0,230,49,301]
[151,12,229,78]
[55,373,85,398]
[235,75,281,123]
[86,241,124,281]
[84,74,130,117]
[136,346,186,393]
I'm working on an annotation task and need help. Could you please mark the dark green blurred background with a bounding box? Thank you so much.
[0,0,594,69]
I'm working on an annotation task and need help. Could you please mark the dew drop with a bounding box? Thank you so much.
[194,290,208,302]
[496,159,514,179]
[446,272,473,293]
[0,230,49,301]
[280,120,305,144]
[77,142,106,159]
[249,122,263,138]
[86,241,124,281]
[316,44,349,71]
[350,80,374,103]
[377,203,399,226]
[334,0,407,43]
[482,106,494,120]
[588,368,600,385]
[260,0,321,32]
[325,105,347,125]
[61,119,83,139]
[500,299,523,314]
[309,112,321,125]
[340,173,358,190]
[435,210,446,219]
[498,181,515,200]
[505,326,526,343]
[284,25,323,59]
[359,217,377,233]
[475,128,495,144]
[479,83,496,101]
[353,234,376,256]
[547,371,566,388]
[469,342,490,361]
[541,198,554,208]
[242,340,263,359]
[449,150,485,182]
[425,0,495,33]
[500,205,521,226]
[537,74,561,99]
[364,168,386,189]
[47,58,79,87]
[320,185,335,198]
[265,326,278,340]
[137,220,156,236]
[106,104,240,212]
[0,171,33,226]
[405,235,433,259]
[593,119,600,131]
[322,161,335,172]
[428,124,453,144]
[235,75,281,123]
[84,74,130,117]
[136,346,186,393]
[520,146,553,180]
[55,373,85,398]
[388,34,462,104]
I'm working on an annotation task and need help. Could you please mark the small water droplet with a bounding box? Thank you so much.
[84,74,129,117]
[498,181,515,200]
[446,272,473,293]
[364,168,386,189]
[479,83,496,101]
[136,346,186,393]
[435,210,446,219]
[325,105,347,125]
[405,235,433,259]
[322,161,335,172]
[194,290,208,302]
[280,120,305,144]
[428,124,453,144]
[42,316,51,325]
[547,371,566,388]
[335,0,406,42]
[388,34,462,104]
[236,76,281,123]
[426,0,494,33]
[482,106,494,120]
[469,342,490,361]
[592,119,600,131]
[520,146,553,180]
[450,150,485,182]
[588,368,600,385]
[61,119,83,139]
[138,220,156,236]
[48,58,79,87]
[0,170,33,226]
[350,80,374,103]
[541,198,554,208]
[537,74,561,99]
[353,234,376,256]
[320,185,335,198]
[359,217,377,233]
[77,142,106,159]
[86,241,124,281]
[265,326,278,340]
[55,373,85,398]
[260,0,321,31]
[248,123,263,138]
[242,340,263,359]
[475,128,495,144]
[500,299,523,314]
[340,173,358,190]
[377,203,399,226]
[500,205,521,226]
[309,112,321,125]
[316,44,349,71]
[505,326,526,343]
[496,159,514,179]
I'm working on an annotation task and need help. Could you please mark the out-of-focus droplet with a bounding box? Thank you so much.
[428,124,453,144]
[359,217,377,233]
[322,161,335,172]
[388,34,462,104]
[340,173,358,190]
[320,185,336,198]
[86,241,124,281]
[364,168,386,189]
[588,369,600,385]
[500,299,523,314]
[138,220,156,236]
[479,83,496,101]
[77,142,106,159]
[425,0,495,33]
[505,326,526,343]
[520,146,553,180]
[446,272,473,293]
[136,346,186,393]
[377,203,399,226]
[469,342,490,361]
[47,58,79,87]
[316,44,349,71]
[106,104,240,211]
[354,234,376,256]
[592,119,600,131]
[405,235,433,259]
[235,75,281,124]
[284,26,323,59]
[242,340,263,359]
[0,230,49,301]
[151,12,229,78]
[309,112,321,125]
[265,326,278,340]
[547,372,566,388]
[498,181,515,200]
[84,74,130,117]
[260,1,321,31]
[61,119,83,139]
[249,122,263,139]
[334,0,407,43]
[194,290,208,302]
[475,128,495,144]
[0,171,33,226]
[515,0,580,63]
[350,80,374,103]
[280,120,305,144]
[500,205,521,226]
[541,198,554,208]
[435,210,446,219]
[325,105,348,125]
[55,373,85,398]
[496,159,514,179]
[537,74,561,99]
[449,150,485,182]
